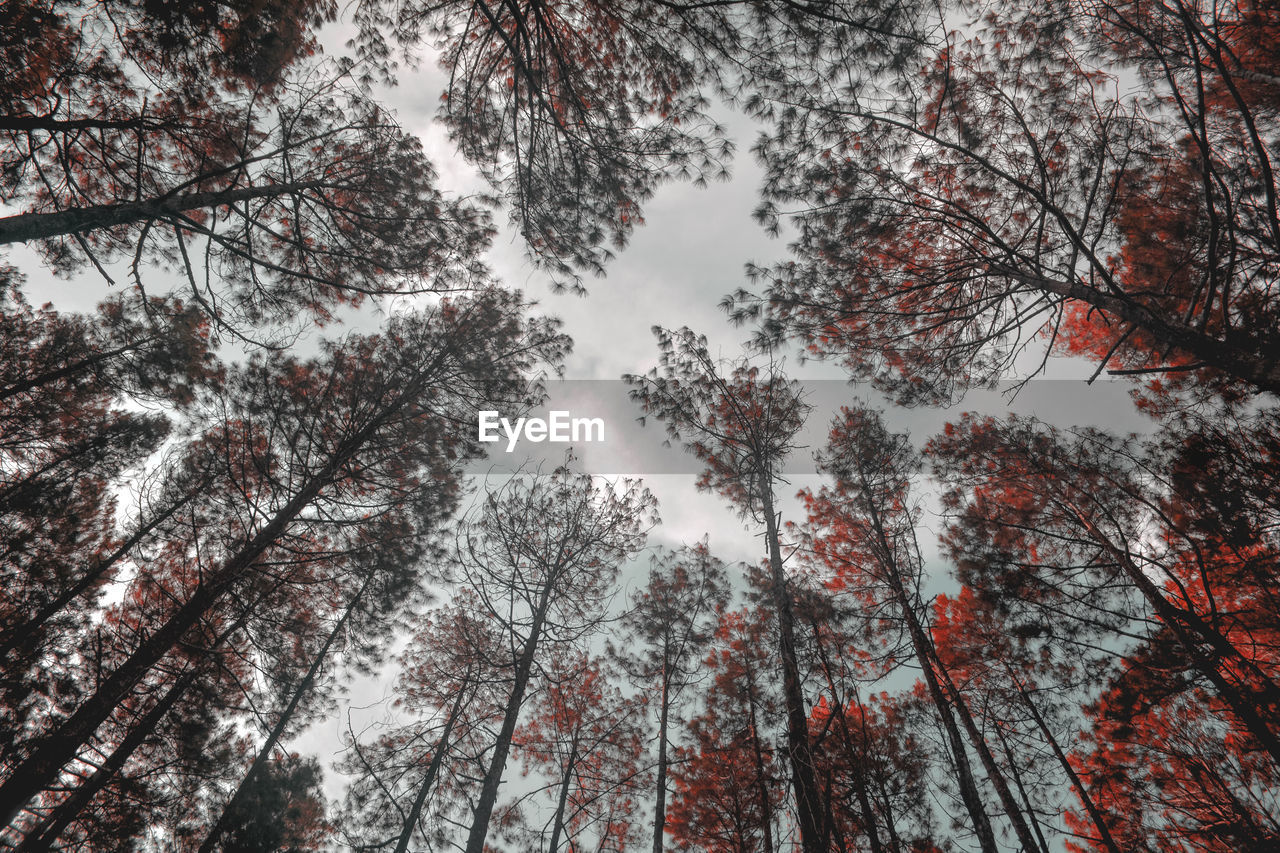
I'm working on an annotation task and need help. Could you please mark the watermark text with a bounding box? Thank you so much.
[478,411,605,452]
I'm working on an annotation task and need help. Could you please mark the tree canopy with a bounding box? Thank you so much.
[3,0,1279,850]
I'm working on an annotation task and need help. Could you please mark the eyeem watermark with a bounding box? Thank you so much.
[478,410,606,452]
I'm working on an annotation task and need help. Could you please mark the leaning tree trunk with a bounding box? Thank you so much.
[854,473,1001,853]
[199,573,375,853]
[463,583,553,853]
[394,685,471,853]
[1069,506,1280,766]
[17,669,199,852]
[930,655,1045,853]
[1013,676,1123,853]
[14,587,273,851]
[0,487,199,660]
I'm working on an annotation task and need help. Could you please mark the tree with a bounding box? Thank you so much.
[514,653,648,852]
[442,465,657,853]
[338,602,507,853]
[351,0,927,288]
[3,1,495,341]
[212,753,331,853]
[804,405,1044,853]
[932,585,1124,853]
[2,0,334,110]
[1069,645,1280,853]
[729,0,1280,404]
[2,74,492,338]
[806,690,943,853]
[0,288,568,840]
[614,540,730,853]
[196,532,431,853]
[790,574,943,853]
[626,326,825,853]
[350,0,734,287]
[0,267,222,779]
[666,606,784,853]
[928,410,1280,846]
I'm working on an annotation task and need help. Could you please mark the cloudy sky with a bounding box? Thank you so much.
[338,20,1154,551]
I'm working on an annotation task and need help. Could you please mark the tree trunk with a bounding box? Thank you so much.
[759,484,824,853]
[463,584,553,853]
[0,182,326,246]
[17,669,199,852]
[14,590,272,851]
[652,675,671,853]
[0,339,146,403]
[898,596,999,853]
[931,658,1044,853]
[991,721,1052,853]
[852,467,1000,853]
[393,685,470,853]
[0,116,170,133]
[1002,267,1280,395]
[808,618,883,853]
[1014,678,1123,853]
[199,574,374,853]
[546,734,580,853]
[1069,505,1280,766]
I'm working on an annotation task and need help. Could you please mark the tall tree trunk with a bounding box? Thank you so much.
[1013,678,1123,853]
[199,573,374,853]
[0,481,324,822]
[854,477,999,853]
[546,734,580,853]
[14,588,273,851]
[17,669,200,852]
[875,781,905,853]
[0,181,325,245]
[899,598,999,853]
[808,617,884,853]
[849,465,999,853]
[759,484,824,853]
[991,722,1052,853]
[652,674,671,853]
[930,657,1044,853]
[0,339,146,403]
[393,685,470,853]
[463,584,553,853]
